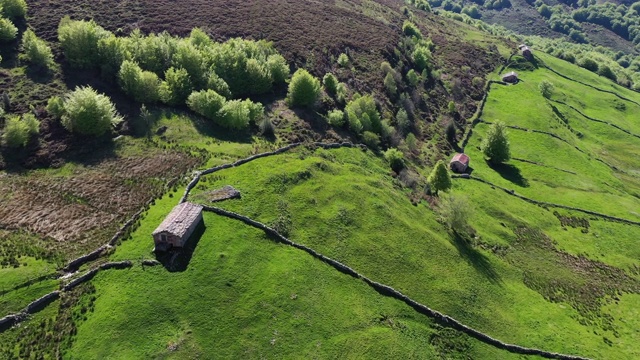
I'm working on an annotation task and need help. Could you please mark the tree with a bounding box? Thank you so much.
[159,67,193,106]
[578,57,599,72]
[61,86,123,136]
[266,54,290,84]
[346,94,381,134]
[58,17,111,69]
[437,194,473,234]
[538,80,554,98]
[412,45,432,72]
[406,69,420,86]
[402,20,423,39]
[0,0,27,19]
[427,160,452,195]
[384,148,405,172]
[323,73,338,95]
[405,133,418,151]
[216,99,251,130]
[481,121,511,164]
[598,65,617,82]
[0,17,17,42]
[396,108,410,134]
[287,68,321,108]
[2,114,39,148]
[362,131,381,150]
[21,29,55,69]
[384,72,397,95]
[97,35,132,77]
[172,42,206,89]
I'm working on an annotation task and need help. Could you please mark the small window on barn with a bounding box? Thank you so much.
[161,234,167,242]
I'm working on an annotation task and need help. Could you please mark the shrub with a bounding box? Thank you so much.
[323,73,338,95]
[327,109,345,127]
[97,35,132,77]
[159,67,193,106]
[406,69,420,86]
[402,20,423,39]
[287,68,321,108]
[446,120,457,144]
[412,45,432,72]
[362,131,381,150]
[172,42,206,88]
[58,17,111,69]
[462,5,481,19]
[427,160,452,195]
[129,30,177,76]
[21,29,55,69]
[266,54,290,84]
[2,114,39,148]
[384,72,397,95]
[578,57,599,72]
[437,194,472,233]
[206,71,232,99]
[384,148,405,172]
[380,61,393,74]
[396,108,410,134]
[598,65,617,82]
[481,121,510,164]
[216,99,251,130]
[337,53,349,67]
[244,99,264,123]
[259,117,275,136]
[118,60,161,103]
[405,133,417,151]
[46,96,65,119]
[0,0,26,19]
[61,86,123,136]
[345,94,381,134]
[538,80,554,98]
[189,28,212,48]
[0,17,17,42]
[187,90,226,120]
[448,101,456,114]
[335,82,348,104]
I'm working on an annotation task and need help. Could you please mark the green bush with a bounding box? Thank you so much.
[481,121,511,164]
[287,68,321,108]
[396,108,410,134]
[58,17,111,69]
[46,96,65,119]
[327,109,345,127]
[337,53,349,67]
[206,71,232,99]
[266,54,290,84]
[384,72,397,95]
[2,114,39,148]
[129,30,177,76]
[335,82,348,104]
[21,29,55,69]
[437,194,472,233]
[187,90,226,120]
[406,69,420,86]
[259,117,275,136]
[345,94,381,134]
[0,17,17,42]
[427,160,452,195]
[538,80,554,98]
[118,60,161,103]
[0,0,26,19]
[447,101,456,114]
[216,99,251,130]
[402,20,423,39]
[172,42,206,88]
[323,73,338,95]
[244,58,272,95]
[405,133,417,151]
[598,65,617,82]
[159,67,193,106]
[384,148,405,172]
[97,35,132,77]
[412,45,432,72]
[362,131,381,150]
[62,86,123,136]
[578,57,599,72]
[189,28,212,48]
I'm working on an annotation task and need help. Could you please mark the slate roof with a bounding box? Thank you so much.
[152,202,203,237]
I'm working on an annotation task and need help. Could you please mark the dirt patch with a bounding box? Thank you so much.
[0,149,200,258]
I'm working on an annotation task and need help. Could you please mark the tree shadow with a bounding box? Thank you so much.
[155,220,205,273]
[486,160,529,187]
[450,231,502,285]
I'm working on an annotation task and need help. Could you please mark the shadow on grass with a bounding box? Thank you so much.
[486,161,529,187]
[450,232,502,285]
[156,221,206,272]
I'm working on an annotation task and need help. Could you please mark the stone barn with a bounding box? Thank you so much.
[152,202,203,252]
[502,71,519,84]
[519,44,532,59]
[450,153,470,173]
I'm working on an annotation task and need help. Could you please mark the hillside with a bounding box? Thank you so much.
[1,0,640,359]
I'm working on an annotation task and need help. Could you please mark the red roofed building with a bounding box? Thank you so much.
[152,202,203,252]
[450,153,470,173]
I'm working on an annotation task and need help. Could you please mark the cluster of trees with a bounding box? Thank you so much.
[0,0,27,43]
[571,2,640,44]
[57,18,288,130]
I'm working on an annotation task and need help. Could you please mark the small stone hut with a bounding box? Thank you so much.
[450,153,470,173]
[502,71,518,83]
[519,44,532,59]
[152,202,203,252]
